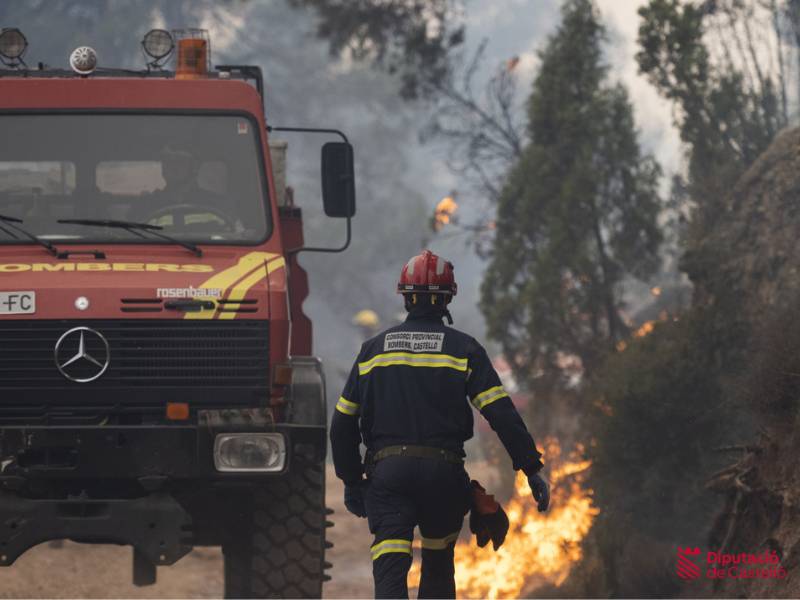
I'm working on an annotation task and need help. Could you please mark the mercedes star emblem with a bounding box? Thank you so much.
[54,327,110,383]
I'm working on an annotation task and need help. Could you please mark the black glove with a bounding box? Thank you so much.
[344,480,368,518]
[527,472,550,512]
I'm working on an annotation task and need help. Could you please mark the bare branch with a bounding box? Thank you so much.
[420,42,526,207]
[771,0,789,123]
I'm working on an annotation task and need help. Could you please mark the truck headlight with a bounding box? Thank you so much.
[213,433,286,472]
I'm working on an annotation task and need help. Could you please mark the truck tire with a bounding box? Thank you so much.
[223,445,327,598]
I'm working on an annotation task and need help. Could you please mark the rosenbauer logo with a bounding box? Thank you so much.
[677,546,787,581]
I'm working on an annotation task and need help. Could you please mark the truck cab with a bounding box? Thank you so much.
[0,28,354,598]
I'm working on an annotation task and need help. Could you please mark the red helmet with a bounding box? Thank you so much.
[397,250,457,296]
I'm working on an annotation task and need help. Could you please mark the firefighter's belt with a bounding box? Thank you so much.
[371,445,463,465]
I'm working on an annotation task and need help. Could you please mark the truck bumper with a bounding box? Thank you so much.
[0,416,325,481]
[0,414,326,565]
[0,491,191,566]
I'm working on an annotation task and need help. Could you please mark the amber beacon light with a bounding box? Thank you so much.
[173,28,210,80]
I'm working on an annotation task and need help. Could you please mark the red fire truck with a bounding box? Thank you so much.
[0,28,354,597]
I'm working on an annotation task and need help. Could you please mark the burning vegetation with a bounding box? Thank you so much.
[432,195,459,231]
[409,439,599,598]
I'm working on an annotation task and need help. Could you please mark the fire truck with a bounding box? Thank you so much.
[0,28,354,598]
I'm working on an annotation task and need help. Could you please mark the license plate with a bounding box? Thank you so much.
[0,291,35,314]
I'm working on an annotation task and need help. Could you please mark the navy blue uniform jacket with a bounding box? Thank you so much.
[330,313,543,484]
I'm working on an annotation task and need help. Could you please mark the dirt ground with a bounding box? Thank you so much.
[0,467,375,599]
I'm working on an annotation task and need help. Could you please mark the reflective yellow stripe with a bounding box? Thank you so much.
[358,352,468,376]
[421,531,460,550]
[218,256,286,320]
[471,385,509,410]
[370,538,412,560]
[185,251,275,320]
[335,396,359,416]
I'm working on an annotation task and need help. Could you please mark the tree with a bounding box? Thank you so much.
[637,0,792,236]
[290,0,465,99]
[480,0,662,407]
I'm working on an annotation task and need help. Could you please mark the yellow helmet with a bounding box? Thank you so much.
[352,309,380,329]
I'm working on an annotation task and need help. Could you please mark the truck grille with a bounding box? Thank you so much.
[0,320,269,422]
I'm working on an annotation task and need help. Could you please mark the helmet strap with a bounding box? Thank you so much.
[443,307,454,325]
[403,293,454,324]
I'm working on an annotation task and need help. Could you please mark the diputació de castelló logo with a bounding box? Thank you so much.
[677,546,787,581]
[677,547,703,580]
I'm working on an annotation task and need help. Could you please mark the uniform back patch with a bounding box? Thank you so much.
[384,332,445,352]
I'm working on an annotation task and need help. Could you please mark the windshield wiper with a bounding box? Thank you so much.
[0,214,59,257]
[57,219,202,257]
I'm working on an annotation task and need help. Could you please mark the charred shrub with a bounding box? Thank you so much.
[590,312,730,540]
[584,308,751,596]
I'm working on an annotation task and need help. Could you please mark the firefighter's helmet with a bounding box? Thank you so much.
[397,250,457,296]
[352,309,380,329]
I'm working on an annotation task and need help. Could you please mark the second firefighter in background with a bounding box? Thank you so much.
[330,250,550,599]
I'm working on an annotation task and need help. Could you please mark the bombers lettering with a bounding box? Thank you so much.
[384,331,445,352]
[0,263,214,273]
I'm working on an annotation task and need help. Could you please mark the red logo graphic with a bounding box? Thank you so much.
[675,546,787,581]
[677,547,702,580]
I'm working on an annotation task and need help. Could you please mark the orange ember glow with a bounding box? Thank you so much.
[433,196,459,231]
[409,440,599,598]
[616,319,658,352]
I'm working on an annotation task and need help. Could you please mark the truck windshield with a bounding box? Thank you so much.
[0,114,270,245]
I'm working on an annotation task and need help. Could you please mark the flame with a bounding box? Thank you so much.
[433,196,459,231]
[409,440,599,598]
[617,319,658,351]
[633,320,656,338]
[650,286,662,297]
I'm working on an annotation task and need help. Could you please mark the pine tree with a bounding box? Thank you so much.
[481,0,662,401]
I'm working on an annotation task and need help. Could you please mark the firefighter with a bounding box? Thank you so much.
[156,146,209,205]
[137,146,225,223]
[330,250,550,599]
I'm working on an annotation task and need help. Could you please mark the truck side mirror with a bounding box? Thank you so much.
[321,142,356,218]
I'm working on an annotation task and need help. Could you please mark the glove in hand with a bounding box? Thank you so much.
[468,480,510,551]
[527,472,550,512]
[344,481,368,518]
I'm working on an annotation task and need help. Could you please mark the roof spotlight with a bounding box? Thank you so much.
[70,46,97,76]
[142,29,174,67]
[0,28,28,66]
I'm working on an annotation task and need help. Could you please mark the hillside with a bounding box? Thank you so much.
[698,126,800,598]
